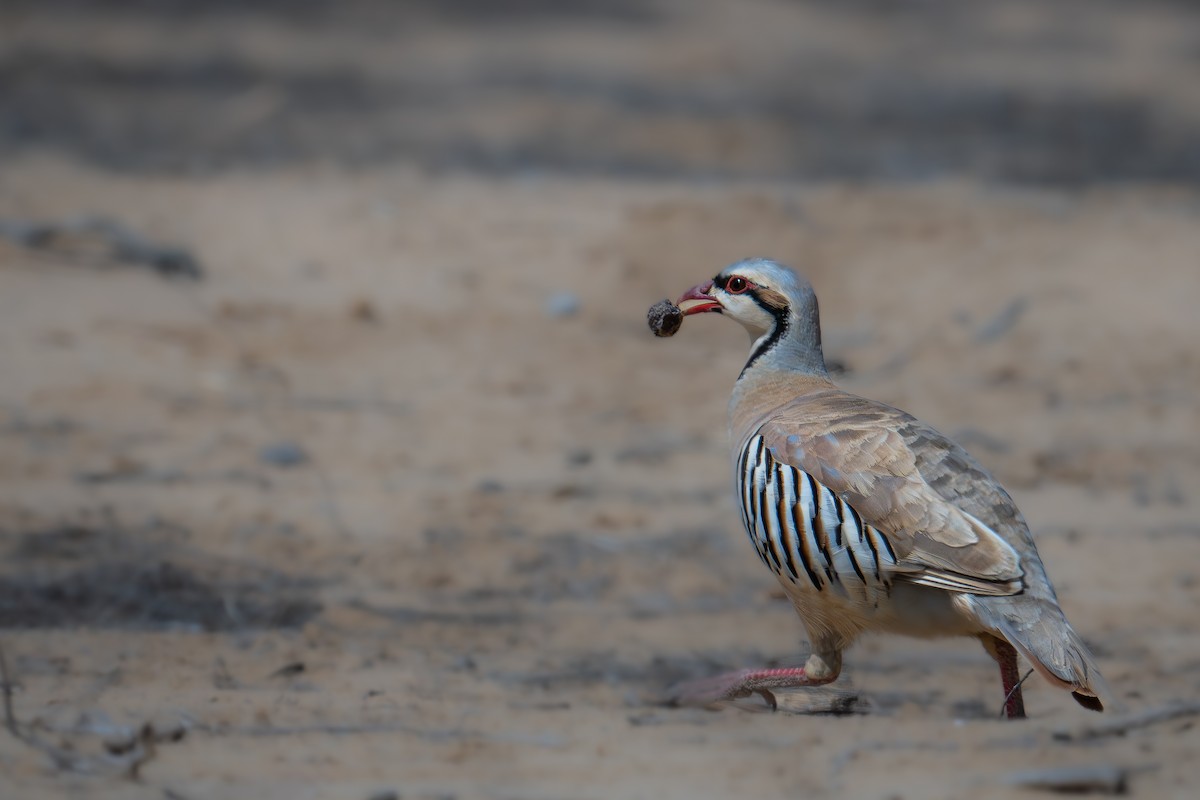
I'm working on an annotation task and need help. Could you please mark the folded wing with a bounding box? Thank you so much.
[757,390,1026,597]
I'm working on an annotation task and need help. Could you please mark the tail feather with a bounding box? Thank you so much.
[1072,691,1105,712]
[981,600,1115,713]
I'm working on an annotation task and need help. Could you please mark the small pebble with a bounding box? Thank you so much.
[102,728,139,755]
[349,298,378,323]
[259,441,309,468]
[647,299,683,337]
[544,291,581,318]
[142,712,191,743]
[566,449,593,466]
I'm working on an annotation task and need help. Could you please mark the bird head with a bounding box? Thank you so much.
[677,258,826,377]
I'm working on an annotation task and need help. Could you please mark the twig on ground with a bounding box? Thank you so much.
[1005,764,1129,794]
[975,296,1029,343]
[1,640,181,777]
[998,668,1034,719]
[1052,701,1200,742]
[0,215,202,279]
[1,640,81,771]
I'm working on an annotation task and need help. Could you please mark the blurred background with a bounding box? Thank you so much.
[1,2,1198,798]
[4,0,1199,181]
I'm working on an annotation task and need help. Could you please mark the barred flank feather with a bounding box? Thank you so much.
[736,434,899,606]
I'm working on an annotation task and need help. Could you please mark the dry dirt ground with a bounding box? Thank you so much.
[2,2,1200,799]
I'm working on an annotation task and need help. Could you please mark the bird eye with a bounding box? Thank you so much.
[726,276,750,294]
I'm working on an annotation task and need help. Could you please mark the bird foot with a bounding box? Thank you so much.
[664,666,827,710]
[665,669,779,709]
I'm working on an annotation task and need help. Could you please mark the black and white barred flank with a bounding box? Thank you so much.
[736,433,899,594]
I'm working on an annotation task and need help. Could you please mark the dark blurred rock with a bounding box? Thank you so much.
[259,441,310,468]
[0,560,321,631]
[1006,764,1129,795]
[0,216,202,279]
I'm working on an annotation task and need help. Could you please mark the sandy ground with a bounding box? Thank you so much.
[2,2,1200,799]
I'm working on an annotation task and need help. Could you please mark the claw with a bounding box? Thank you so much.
[756,688,779,711]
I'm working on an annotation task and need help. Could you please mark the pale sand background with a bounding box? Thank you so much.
[1,2,1199,798]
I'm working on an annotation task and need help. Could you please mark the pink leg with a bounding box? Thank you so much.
[666,664,837,710]
[981,635,1027,719]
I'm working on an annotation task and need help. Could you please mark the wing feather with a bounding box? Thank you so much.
[757,390,1025,596]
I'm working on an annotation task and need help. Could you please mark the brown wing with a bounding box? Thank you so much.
[757,389,1025,596]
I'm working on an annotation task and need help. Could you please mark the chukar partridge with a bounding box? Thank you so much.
[664,258,1110,718]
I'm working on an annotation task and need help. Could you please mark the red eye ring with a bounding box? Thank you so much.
[726,276,751,294]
